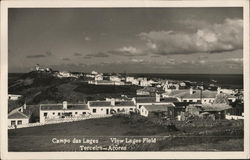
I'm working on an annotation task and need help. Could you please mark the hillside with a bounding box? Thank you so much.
[8,71,140,106]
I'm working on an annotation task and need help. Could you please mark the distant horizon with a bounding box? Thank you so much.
[8,71,244,75]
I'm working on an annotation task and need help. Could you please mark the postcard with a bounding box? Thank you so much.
[1,0,249,159]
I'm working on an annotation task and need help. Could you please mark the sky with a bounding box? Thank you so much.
[8,8,243,74]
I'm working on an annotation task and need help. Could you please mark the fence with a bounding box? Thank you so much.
[8,114,112,130]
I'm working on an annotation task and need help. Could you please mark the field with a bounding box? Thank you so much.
[8,115,243,151]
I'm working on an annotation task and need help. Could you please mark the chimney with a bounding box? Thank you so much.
[23,103,27,110]
[217,87,221,94]
[63,101,67,109]
[190,88,194,94]
[156,93,160,102]
[110,99,115,106]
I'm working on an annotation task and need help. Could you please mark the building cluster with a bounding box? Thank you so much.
[8,85,243,127]
[9,67,244,128]
[35,64,52,72]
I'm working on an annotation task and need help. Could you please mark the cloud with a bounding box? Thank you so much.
[84,52,109,58]
[108,46,147,57]
[84,36,91,41]
[26,51,53,59]
[62,58,70,61]
[26,54,46,58]
[74,52,82,56]
[131,58,144,63]
[139,18,243,55]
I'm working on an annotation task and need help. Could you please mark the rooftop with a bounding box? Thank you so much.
[89,101,112,107]
[201,103,232,112]
[169,90,218,99]
[40,104,89,110]
[161,97,179,102]
[143,104,174,112]
[114,101,135,106]
[8,110,30,119]
[135,97,156,103]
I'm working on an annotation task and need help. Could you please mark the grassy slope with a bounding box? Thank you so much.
[8,115,243,151]
[8,72,141,106]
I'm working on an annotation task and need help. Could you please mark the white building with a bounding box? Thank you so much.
[8,94,22,101]
[95,74,103,81]
[126,76,134,82]
[110,76,121,82]
[133,94,176,110]
[140,104,175,117]
[91,71,98,75]
[40,101,90,123]
[88,100,136,115]
[8,105,30,127]
[166,88,236,104]
[57,71,78,78]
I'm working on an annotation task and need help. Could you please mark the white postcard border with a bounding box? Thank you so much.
[1,0,249,159]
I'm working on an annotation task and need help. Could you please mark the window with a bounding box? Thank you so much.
[75,112,78,114]
[93,109,96,113]
[82,112,86,115]
[183,100,187,102]
[101,108,103,111]
[130,108,133,111]
[204,100,206,102]
[58,113,60,116]
[17,120,22,125]
[53,112,55,115]
[189,100,193,102]
[118,108,120,112]
[44,112,48,117]
[11,120,15,126]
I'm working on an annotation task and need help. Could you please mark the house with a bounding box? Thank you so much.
[8,104,30,127]
[56,71,78,78]
[126,76,134,82]
[138,78,150,87]
[133,94,175,110]
[136,87,157,96]
[40,101,90,123]
[218,87,235,95]
[185,103,232,120]
[8,94,22,101]
[88,80,125,86]
[201,103,232,119]
[139,104,175,119]
[166,88,236,104]
[88,100,136,115]
[126,77,140,85]
[110,76,121,82]
[95,74,103,81]
[91,71,98,75]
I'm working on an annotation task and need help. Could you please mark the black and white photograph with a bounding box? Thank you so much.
[1,0,249,159]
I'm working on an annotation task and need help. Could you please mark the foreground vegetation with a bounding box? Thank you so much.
[9,114,243,151]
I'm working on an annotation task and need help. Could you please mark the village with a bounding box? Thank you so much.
[8,65,244,129]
